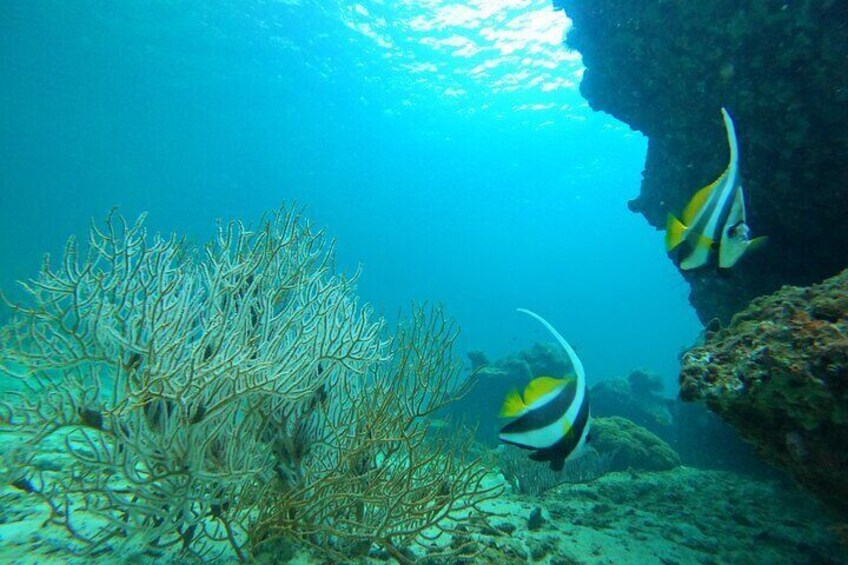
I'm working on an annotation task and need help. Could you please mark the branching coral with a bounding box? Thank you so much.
[0,208,499,562]
[249,307,500,563]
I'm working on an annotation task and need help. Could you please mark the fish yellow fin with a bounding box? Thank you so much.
[523,376,565,406]
[500,389,526,418]
[683,179,719,225]
[665,214,688,251]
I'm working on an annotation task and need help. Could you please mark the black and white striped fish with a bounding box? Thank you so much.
[498,308,590,472]
[665,107,767,270]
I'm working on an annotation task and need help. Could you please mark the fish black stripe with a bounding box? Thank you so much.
[527,392,590,471]
[500,380,577,435]
[683,180,739,255]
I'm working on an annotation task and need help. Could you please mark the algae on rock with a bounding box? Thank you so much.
[680,269,848,514]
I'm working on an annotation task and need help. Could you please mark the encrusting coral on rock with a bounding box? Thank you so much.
[590,416,680,472]
[680,269,848,514]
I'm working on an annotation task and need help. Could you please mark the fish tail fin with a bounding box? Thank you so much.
[500,389,526,418]
[528,450,546,462]
[665,214,687,251]
[549,456,565,472]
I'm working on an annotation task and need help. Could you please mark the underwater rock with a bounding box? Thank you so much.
[589,371,771,474]
[527,506,546,531]
[467,350,489,371]
[590,371,673,438]
[627,369,664,397]
[553,0,848,323]
[669,400,774,477]
[590,416,681,472]
[679,270,848,514]
[520,341,572,378]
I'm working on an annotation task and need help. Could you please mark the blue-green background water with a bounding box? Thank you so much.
[0,0,700,390]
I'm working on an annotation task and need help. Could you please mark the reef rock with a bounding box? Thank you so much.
[590,416,681,472]
[590,370,673,437]
[553,0,848,323]
[679,270,848,514]
[590,376,772,474]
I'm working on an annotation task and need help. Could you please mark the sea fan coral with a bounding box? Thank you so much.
[0,208,498,562]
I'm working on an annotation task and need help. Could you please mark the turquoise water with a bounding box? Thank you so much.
[0,0,698,388]
[3,3,848,564]
[0,4,848,565]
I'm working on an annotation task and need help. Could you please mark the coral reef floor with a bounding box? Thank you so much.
[1,451,844,564]
[478,467,845,565]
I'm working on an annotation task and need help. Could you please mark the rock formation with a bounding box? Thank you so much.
[554,0,848,323]
[591,416,681,472]
[680,270,848,514]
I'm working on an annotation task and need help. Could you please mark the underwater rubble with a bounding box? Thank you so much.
[680,269,848,515]
[553,0,848,324]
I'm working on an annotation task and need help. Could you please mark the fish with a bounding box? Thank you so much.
[498,308,591,471]
[665,107,767,270]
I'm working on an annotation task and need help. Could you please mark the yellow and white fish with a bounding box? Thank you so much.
[498,308,590,471]
[665,107,767,270]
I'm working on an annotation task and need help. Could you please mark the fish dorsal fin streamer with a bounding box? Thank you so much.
[721,107,739,167]
[500,389,526,418]
[523,376,565,406]
[682,106,740,228]
[516,308,585,390]
[715,108,739,192]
